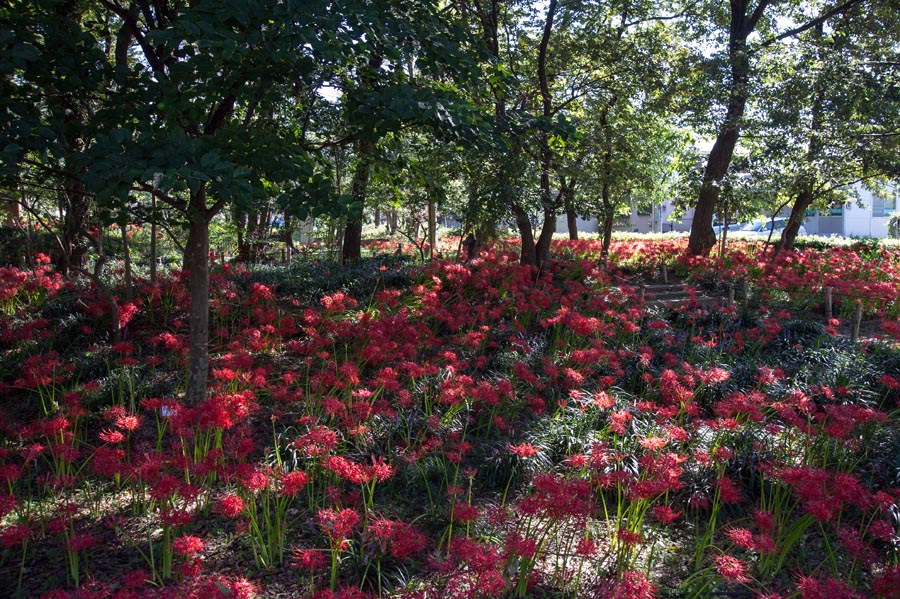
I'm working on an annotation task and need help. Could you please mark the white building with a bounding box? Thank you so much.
[803,185,897,238]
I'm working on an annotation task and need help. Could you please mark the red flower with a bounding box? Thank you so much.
[508,443,539,458]
[280,470,309,496]
[291,548,327,571]
[317,508,360,544]
[714,555,751,583]
[216,494,244,518]
[0,524,30,547]
[173,535,205,556]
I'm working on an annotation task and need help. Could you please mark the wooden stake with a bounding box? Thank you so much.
[851,300,863,342]
[662,263,668,284]
[640,283,646,303]
[727,286,735,307]
[824,286,832,321]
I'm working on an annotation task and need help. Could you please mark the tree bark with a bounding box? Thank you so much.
[688,97,747,255]
[512,204,537,268]
[774,25,826,257]
[342,138,374,263]
[184,186,211,406]
[120,215,133,301]
[600,181,615,259]
[566,207,578,240]
[428,199,436,259]
[687,0,760,255]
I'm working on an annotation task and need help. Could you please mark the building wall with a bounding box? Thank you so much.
[555,214,600,235]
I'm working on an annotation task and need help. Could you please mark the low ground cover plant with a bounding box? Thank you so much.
[0,239,899,598]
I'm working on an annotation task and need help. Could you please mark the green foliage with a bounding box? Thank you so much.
[242,255,414,305]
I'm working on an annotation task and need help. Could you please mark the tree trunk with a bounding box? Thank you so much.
[687,99,745,255]
[428,199,436,259]
[150,189,158,286]
[184,188,211,406]
[57,183,90,275]
[566,207,578,240]
[687,1,756,256]
[529,0,558,272]
[775,189,814,254]
[512,204,537,268]
[601,211,615,259]
[343,138,374,263]
[600,182,615,259]
[120,215,133,301]
[774,25,826,258]
[535,206,556,268]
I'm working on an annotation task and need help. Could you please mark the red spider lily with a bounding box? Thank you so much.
[508,443,539,458]
[236,465,270,492]
[291,547,327,571]
[448,536,502,573]
[518,474,592,520]
[366,517,427,559]
[714,554,752,583]
[216,494,244,518]
[317,508,360,546]
[0,523,30,547]
[873,564,900,599]
[452,502,479,523]
[172,535,205,557]
[279,470,308,497]
[796,574,864,599]
[601,570,657,599]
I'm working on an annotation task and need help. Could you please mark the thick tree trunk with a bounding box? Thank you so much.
[512,204,537,268]
[535,206,556,268]
[57,184,90,275]
[687,0,757,256]
[343,138,374,263]
[566,207,578,240]
[687,102,744,255]
[184,188,211,406]
[775,189,814,255]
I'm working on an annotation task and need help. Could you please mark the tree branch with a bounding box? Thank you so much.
[754,0,863,52]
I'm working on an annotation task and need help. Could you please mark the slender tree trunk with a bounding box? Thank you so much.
[150,190,158,286]
[428,200,436,259]
[601,183,615,259]
[774,25,826,257]
[184,187,211,406]
[120,215,133,301]
[529,0,558,271]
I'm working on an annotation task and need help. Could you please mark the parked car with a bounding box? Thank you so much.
[712,222,744,236]
[733,218,806,238]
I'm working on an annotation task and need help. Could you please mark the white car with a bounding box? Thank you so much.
[733,218,806,238]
